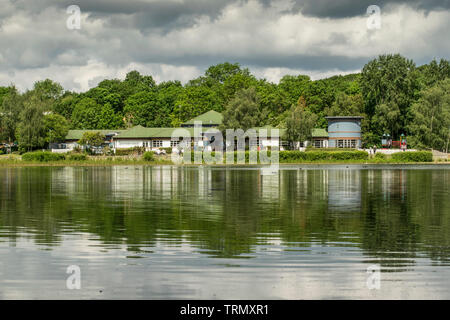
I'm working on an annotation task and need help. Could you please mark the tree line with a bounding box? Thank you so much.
[0,54,449,152]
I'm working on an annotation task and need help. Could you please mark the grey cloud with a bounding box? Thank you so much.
[10,0,233,31]
[6,0,450,30]
[287,0,450,18]
[0,0,449,91]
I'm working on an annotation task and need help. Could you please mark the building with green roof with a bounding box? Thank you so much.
[311,128,329,148]
[61,111,364,152]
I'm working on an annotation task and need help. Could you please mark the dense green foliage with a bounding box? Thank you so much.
[391,151,433,162]
[220,87,266,131]
[115,147,145,156]
[188,150,369,163]
[285,97,318,148]
[408,79,450,152]
[67,154,87,161]
[280,150,369,162]
[78,131,105,147]
[22,151,66,162]
[143,151,155,162]
[1,57,449,152]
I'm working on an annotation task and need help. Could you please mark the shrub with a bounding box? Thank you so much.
[179,150,371,164]
[391,151,433,162]
[279,150,368,162]
[374,153,386,159]
[161,147,172,154]
[67,154,87,161]
[22,151,66,162]
[116,147,145,156]
[143,151,155,162]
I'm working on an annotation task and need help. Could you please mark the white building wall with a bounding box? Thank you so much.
[115,139,144,149]
[261,138,280,148]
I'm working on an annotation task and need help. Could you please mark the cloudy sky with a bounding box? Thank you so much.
[0,0,449,92]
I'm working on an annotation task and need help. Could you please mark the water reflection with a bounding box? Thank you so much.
[0,166,449,299]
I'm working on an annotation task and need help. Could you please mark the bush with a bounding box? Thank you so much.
[391,151,433,162]
[115,147,145,156]
[67,154,87,161]
[184,150,368,163]
[22,151,66,162]
[143,151,155,162]
[161,147,172,154]
[279,150,368,162]
[374,153,386,159]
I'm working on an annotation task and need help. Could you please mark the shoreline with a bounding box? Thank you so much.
[0,160,449,168]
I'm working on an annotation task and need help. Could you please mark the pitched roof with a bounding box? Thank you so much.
[312,128,328,138]
[66,130,125,140]
[182,110,223,126]
[115,126,203,139]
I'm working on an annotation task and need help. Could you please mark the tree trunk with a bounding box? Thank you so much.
[429,112,434,151]
[446,128,450,154]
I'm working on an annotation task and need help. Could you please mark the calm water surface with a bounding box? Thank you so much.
[0,165,449,299]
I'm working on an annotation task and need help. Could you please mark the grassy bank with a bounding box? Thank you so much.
[0,153,172,167]
[0,150,446,167]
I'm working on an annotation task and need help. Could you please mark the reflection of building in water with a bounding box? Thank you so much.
[307,170,329,200]
[259,171,280,200]
[328,170,361,212]
[381,170,407,201]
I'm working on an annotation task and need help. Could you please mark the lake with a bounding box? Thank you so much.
[0,165,449,299]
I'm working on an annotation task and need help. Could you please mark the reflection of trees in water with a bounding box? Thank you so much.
[0,167,448,262]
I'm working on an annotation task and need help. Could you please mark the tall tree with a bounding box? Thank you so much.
[78,131,105,148]
[361,54,419,139]
[417,59,450,88]
[16,93,47,151]
[33,79,64,102]
[325,93,364,116]
[43,113,69,144]
[220,87,267,132]
[408,79,450,152]
[0,86,22,144]
[284,97,318,149]
[71,98,102,129]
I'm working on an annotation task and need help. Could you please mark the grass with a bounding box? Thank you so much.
[0,152,447,167]
[0,154,172,167]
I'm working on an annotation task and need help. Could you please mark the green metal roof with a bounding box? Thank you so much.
[115,126,203,139]
[182,110,223,126]
[312,128,328,138]
[66,130,125,141]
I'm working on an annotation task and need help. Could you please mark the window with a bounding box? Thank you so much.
[152,140,163,148]
[314,140,322,148]
[171,140,180,147]
[337,139,357,148]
